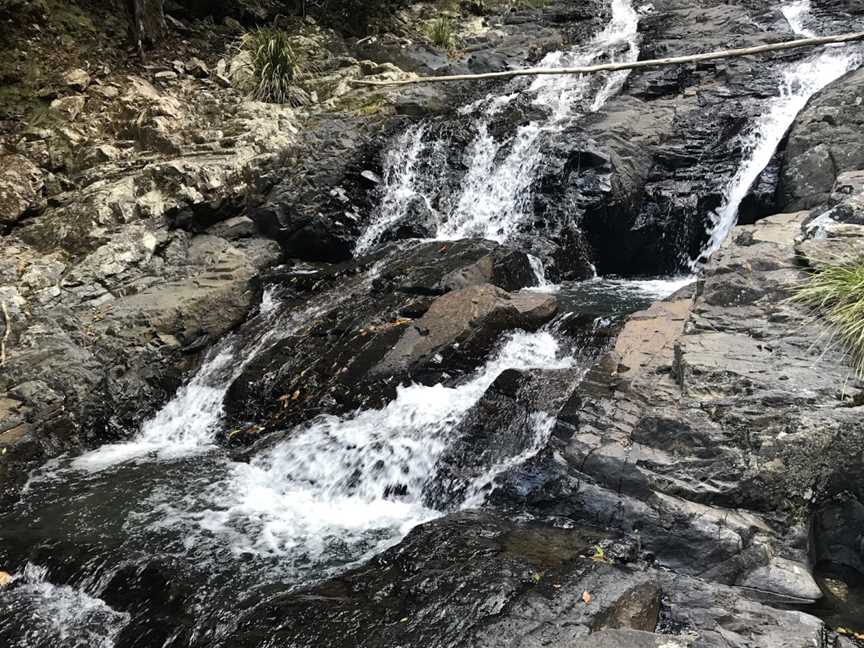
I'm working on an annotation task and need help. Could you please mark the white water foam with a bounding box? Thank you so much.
[193,330,574,562]
[354,123,431,254]
[357,0,641,254]
[72,281,358,472]
[0,564,130,648]
[696,5,863,264]
[437,0,640,242]
[780,0,816,38]
[601,275,697,298]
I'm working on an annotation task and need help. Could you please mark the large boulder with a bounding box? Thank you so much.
[375,285,557,378]
[215,510,828,648]
[779,68,864,211]
[222,239,542,437]
[0,155,43,225]
[249,116,397,262]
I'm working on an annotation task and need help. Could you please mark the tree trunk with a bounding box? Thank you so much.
[128,0,165,58]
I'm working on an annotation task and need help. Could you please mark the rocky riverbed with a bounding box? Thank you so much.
[1,0,864,646]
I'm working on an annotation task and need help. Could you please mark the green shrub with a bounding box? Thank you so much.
[793,261,864,376]
[241,27,303,104]
[428,16,456,50]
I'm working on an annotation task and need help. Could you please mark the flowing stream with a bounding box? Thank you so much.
[355,0,640,254]
[2,0,861,645]
[695,0,863,263]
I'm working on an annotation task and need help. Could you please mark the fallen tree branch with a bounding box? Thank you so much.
[0,301,9,367]
[350,31,864,86]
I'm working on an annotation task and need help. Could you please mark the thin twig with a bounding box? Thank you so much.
[350,31,864,86]
[0,301,9,367]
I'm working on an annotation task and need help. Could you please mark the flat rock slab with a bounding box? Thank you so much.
[797,232,864,270]
[614,299,692,379]
[377,284,558,374]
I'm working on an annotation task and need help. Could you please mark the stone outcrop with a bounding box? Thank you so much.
[222,190,864,646]
[0,45,303,468]
[0,154,43,225]
[376,284,557,376]
[779,68,864,211]
[221,239,544,440]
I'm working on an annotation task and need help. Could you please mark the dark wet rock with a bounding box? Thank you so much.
[425,367,583,510]
[379,196,437,241]
[811,495,864,578]
[249,116,399,262]
[217,511,656,648]
[489,212,864,597]
[375,284,557,378]
[779,68,864,211]
[223,239,541,435]
[218,509,830,648]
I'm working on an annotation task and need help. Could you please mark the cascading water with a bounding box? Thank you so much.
[0,564,130,648]
[355,0,641,255]
[695,1,863,264]
[70,269,378,472]
[354,123,432,253]
[9,0,859,644]
[194,330,575,562]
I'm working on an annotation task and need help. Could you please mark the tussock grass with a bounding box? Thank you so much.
[242,28,302,104]
[793,261,864,377]
[428,16,456,50]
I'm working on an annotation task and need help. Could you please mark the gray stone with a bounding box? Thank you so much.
[187,57,209,78]
[62,68,91,91]
[568,630,691,648]
[50,95,86,120]
[0,155,43,225]
[377,284,557,375]
[780,68,864,210]
[738,557,823,601]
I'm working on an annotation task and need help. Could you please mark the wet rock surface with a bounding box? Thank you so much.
[221,203,864,646]
[779,68,864,211]
[221,239,544,438]
[1,1,864,647]
[352,0,864,278]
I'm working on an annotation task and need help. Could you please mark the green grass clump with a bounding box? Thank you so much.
[793,261,864,376]
[242,28,302,104]
[428,16,456,50]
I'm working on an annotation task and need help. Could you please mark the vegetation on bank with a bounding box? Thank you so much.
[428,16,456,49]
[793,261,864,377]
[236,27,305,104]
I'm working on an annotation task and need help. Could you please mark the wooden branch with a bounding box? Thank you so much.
[350,31,864,87]
[0,301,9,367]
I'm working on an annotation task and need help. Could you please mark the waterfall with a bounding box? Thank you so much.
[354,123,431,253]
[695,3,863,264]
[193,331,574,564]
[72,272,377,472]
[356,0,641,254]
[0,564,129,648]
[780,0,816,37]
